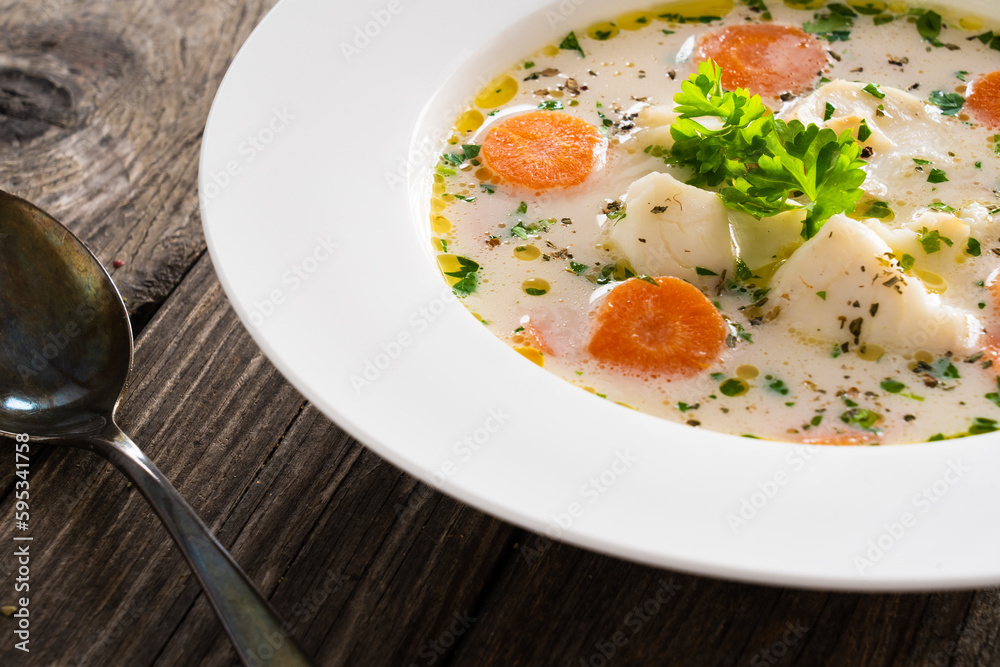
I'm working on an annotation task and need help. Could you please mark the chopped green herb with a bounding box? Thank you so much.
[916,10,943,45]
[956,70,969,81]
[969,417,999,435]
[658,12,722,23]
[929,90,965,116]
[862,82,885,99]
[569,261,588,275]
[857,118,872,142]
[480,183,496,194]
[710,372,727,381]
[462,144,481,160]
[450,193,476,203]
[695,266,718,276]
[678,402,697,412]
[899,253,915,271]
[866,201,893,218]
[841,407,882,432]
[768,377,790,395]
[912,158,933,165]
[559,31,585,58]
[524,61,535,69]
[524,287,547,296]
[967,237,982,256]
[720,378,749,397]
[537,99,564,110]
[927,168,949,184]
[985,377,1000,407]
[803,10,854,41]
[917,227,954,254]
[817,291,827,300]
[824,102,836,121]
[927,202,956,213]
[446,256,480,296]
[880,379,906,393]
[873,14,894,25]
[516,201,528,215]
[637,274,658,286]
[831,344,843,358]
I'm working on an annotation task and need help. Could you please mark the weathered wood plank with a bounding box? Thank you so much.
[0,254,515,665]
[0,0,280,320]
[445,537,995,667]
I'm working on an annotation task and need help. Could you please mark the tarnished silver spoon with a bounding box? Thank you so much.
[0,190,313,666]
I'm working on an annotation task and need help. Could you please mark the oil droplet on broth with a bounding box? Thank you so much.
[522,278,550,295]
[475,75,518,108]
[513,245,541,261]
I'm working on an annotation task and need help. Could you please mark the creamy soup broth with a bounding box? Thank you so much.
[428,0,1000,444]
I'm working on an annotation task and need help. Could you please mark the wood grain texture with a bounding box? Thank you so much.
[1,0,1000,665]
[0,0,280,324]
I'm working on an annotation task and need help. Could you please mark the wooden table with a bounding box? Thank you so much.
[1,1,999,665]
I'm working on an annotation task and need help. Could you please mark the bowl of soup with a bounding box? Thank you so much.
[202,0,1000,590]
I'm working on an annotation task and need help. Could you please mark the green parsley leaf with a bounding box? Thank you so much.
[985,377,1000,407]
[668,59,866,239]
[969,417,999,435]
[446,256,481,296]
[695,266,718,276]
[803,11,853,41]
[720,378,749,396]
[559,31,585,58]
[956,70,969,81]
[927,168,949,183]
[866,200,893,218]
[569,261,589,275]
[862,82,886,99]
[916,10,943,45]
[873,14,894,25]
[462,144,481,160]
[537,99,564,110]
[912,158,932,165]
[516,201,528,214]
[917,226,954,253]
[880,379,906,393]
[927,202,956,213]
[817,290,827,300]
[857,118,872,142]
[524,287,548,296]
[824,102,836,121]
[929,90,965,116]
[450,193,477,203]
[899,253,915,271]
[967,237,982,256]
[841,407,882,432]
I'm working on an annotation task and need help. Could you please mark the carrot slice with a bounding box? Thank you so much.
[587,276,727,377]
[696,24,828,98]
[481,111,605,190]
[965,70,1000,129]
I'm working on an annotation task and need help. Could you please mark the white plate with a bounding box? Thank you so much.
[201,0,1000,590]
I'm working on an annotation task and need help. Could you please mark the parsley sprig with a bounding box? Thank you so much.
[668,60,868,239]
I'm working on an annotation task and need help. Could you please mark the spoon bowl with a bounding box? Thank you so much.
[0,190,313,666]
[0,192,130,437]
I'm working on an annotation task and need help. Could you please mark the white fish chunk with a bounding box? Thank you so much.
[770,215,982,354]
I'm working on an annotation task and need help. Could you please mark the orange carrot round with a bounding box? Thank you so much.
[587,276,727,377]
[965,70,1000,128]
[481,111,605,190]
[696,24,827,98]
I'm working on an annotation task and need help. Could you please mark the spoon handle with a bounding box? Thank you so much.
[84,424,315,667]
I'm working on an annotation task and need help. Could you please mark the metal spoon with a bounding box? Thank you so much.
[0,190,314,666]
